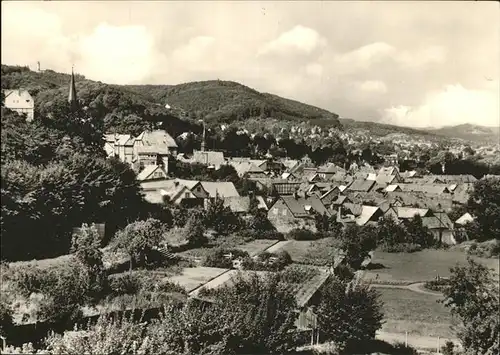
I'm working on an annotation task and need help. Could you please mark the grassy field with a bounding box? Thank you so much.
[178,236,279,259]
[167,266,229,292]
[365,249,500,284]
[278,238,342,265]
[378,288,455,338]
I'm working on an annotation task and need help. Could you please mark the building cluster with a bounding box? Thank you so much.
[2,70,489,247]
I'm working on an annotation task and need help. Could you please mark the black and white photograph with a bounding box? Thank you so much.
[1,1,499,354]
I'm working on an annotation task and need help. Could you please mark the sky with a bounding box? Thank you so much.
[2,1,499,128]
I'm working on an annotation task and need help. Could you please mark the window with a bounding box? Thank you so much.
[185,192,190,198]
[273,208,278,215]
[282,209,287,216]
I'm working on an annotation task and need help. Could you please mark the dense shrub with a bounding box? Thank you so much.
[107,273,142,296]
[240,228,284,241]
[287,228,321,241]
[392,342,419,355]
[424,278,450,292]
[380,243,422,253]
[0,299,13,337]
[466,240,500,258]
[243,250,292,271]
[203,248,250,269]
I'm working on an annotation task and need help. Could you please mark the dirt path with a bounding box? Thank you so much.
[263,240,291,254]
[370,282,442,296]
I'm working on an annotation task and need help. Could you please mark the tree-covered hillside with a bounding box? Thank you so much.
[1,65,342,136]
[126,80,341,125]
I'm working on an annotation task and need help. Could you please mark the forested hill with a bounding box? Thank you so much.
[339,118,438,138]
[424,124,500,144]
[125,80,341,125]
[1,65,341,136]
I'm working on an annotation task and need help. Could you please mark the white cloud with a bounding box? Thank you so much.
[383,84,499,128]
[305,63,323,77]
[334,43,446,73]
[258,25,326,56]
[77,23,158,84]
[357,80,387,94]
[171,36,215,66]
[397,45,447,68]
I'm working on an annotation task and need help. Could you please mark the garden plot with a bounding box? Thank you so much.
[167,266,229,293]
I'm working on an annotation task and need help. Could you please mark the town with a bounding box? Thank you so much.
[1,2,499,355]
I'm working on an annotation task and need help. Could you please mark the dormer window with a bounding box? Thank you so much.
[304,205,312,213]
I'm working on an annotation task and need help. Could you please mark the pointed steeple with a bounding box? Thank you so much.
[68,66,78,110]
[201,119,206,152]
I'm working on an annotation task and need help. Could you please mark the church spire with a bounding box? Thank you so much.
[68,66,78,109]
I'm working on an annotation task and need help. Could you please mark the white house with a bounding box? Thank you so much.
[3,89,35,121]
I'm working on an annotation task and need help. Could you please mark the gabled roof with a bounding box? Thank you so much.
[192,150,225,167]
[317,163,345,174]
[378,166,399,176]
[320,186,340,200]
[422,216,451,230]
[375,174,397,185]
[330,195,349,206]
[223,196,251,213]
[347,179,375,192]
[295,272,331,308]
[357,206,381,226]
[200,181,240,198]
[395,207,431,219]
[342,203,363,216]
[135,130,178,148]
[385,184,401,192]
[455,212,474,225]
[115,134,135,146]
[230,161,266,176]
[434,212,454,229]
[136,165,167,181]
[431,174,477,183]
[280,196,329,217]
[399,184,450,194]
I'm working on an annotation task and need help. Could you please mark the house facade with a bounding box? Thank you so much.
[3,89,35,121]
[268,195,329,233]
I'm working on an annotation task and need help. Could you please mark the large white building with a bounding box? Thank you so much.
[3,89,35,121]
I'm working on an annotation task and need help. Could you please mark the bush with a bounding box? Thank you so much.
[0,299,13,337]
[240,228,284,241]
[243,250,292,271]
[424,278,450,292]
[442,340,456,355]
[203,248,250,269]
[107,273,142,296]
[380,243,422,253]
[392,341,419,354]
[466,239,500,258]
[287,228,320,241]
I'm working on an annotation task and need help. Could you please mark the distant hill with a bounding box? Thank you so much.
[126,80,341,126]
[424,124,500,144]
[1,65,341,134]
[339,118,438,138]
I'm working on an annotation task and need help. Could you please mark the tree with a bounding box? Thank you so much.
[185,212,207,247]
[114,219,165,270]
[467,177,500,241]
[317,276,384,350]
[376,215,406,250]
[71,223,107,303]
[205,194,241,235]
[405,214,434,248]
[208,272,299,354]
[340,225,377,270]
[442,258,499,355]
